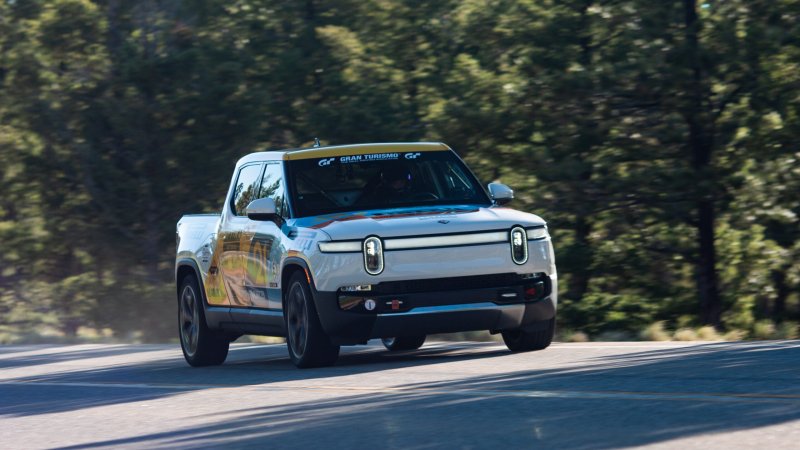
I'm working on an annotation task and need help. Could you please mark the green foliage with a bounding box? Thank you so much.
[1,0,798,341]
[562,292,659,336]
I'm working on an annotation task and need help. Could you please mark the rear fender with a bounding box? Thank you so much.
[176,258,229,329]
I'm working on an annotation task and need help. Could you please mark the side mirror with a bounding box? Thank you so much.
[245,197,278,221]
[488,182,514,206]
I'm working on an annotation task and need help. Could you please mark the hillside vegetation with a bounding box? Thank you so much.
[1,0,798,342]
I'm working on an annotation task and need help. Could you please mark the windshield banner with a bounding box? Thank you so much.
[319,152,427,166]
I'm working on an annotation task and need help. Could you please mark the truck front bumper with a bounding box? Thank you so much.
[311,273,557,345]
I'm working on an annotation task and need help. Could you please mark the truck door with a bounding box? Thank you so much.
[218,162,263,307]
[246,162,287,310]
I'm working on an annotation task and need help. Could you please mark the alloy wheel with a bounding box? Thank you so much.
[287,283,309,359]
[180,285,200,357]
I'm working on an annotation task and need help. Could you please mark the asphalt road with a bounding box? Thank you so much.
[1,340,799,449]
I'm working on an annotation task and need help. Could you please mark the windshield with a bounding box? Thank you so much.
[286,150,491,217]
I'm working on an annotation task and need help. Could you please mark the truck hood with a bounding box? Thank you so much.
[292,205,546,241]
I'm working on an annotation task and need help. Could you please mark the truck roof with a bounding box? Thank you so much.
[236,142,451,166]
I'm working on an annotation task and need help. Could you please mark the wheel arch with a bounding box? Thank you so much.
[281,257,315,308]
[175,258,209,306]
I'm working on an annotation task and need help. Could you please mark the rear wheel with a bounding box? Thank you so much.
[178,275,229,366]
[382,335,426,351]
[502,318,555,352]
[285,272,340,368]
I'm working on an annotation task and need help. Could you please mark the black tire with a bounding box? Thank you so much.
[502,318,555,352]
[382,335,426,351]
[225,333,243,343]
[284,272,340,368]
[178,274,229,366]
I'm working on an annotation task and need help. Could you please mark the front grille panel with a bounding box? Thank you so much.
[336,272,552,313]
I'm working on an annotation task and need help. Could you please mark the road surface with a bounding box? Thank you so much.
[1,340,799,449]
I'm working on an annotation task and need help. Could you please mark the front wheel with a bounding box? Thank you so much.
[502,318,555,352]
[382,335,426,351]
[284,272,340,368]
[178,275,229,366]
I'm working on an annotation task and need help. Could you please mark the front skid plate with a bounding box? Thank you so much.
[313,289,556,344]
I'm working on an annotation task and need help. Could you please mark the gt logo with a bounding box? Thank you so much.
[404,152,421,159]
[318,157,335,166]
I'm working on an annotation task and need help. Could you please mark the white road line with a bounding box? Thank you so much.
[1,380,797,404]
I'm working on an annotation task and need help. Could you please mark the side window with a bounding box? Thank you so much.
[258,163,286,217]
[231,164,263,216]
[436,161,476,200]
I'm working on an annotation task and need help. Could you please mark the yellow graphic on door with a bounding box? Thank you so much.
[204,229,276,307]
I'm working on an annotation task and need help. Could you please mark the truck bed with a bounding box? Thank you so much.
[176,213,220,266]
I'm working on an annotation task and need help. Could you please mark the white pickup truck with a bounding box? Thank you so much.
[175,142,557,368]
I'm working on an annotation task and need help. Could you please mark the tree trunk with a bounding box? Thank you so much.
[684,0,722,327]
[565,1,598,303]
[567,216,592,302]
[772,267,789,322]
[696,199,721,326]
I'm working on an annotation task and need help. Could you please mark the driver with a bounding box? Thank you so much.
[376,164,413,201]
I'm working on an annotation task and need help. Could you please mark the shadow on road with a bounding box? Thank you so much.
[0,344,168,370]
[0,342,505,417]
[2,341,799,449]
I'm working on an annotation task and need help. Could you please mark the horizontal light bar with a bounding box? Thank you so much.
[319,227,548,253]
[318,241,361,253]
[384,231,507,250]
[526,227,548,240]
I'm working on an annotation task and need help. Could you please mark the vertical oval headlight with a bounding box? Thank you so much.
[510,226,528,265]
[363,236,384,275]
